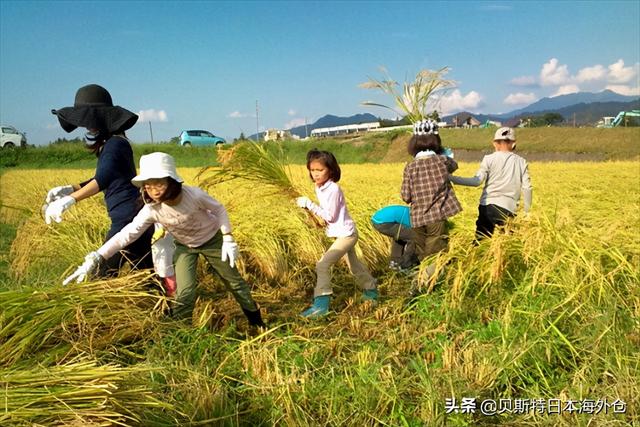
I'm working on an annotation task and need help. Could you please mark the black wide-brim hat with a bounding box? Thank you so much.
[51,84,138,133]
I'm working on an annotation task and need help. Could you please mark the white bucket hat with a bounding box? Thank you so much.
[131,152,184,187]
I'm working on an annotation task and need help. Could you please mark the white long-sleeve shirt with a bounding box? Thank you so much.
[450,151,532,214]
[306,180,355,238]
[98,186,232,259]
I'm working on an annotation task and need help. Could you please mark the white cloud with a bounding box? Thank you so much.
[434,90,483,114]
[605,84,640,96]
[540,58,570,86]
[576,64,606,83]
[607,59,638,84]
[504,92,537,105]
[284,118,306,129]
[552,84,580,97]
[288,109,296,116]
[228,111,247,118]
[510,75,538,86]
[137,109,168,123]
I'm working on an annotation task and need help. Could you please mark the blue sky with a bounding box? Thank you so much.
[1,1,638,145]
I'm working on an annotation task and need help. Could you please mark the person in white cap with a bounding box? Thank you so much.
[63,152,266,327]
[450,127,532,241]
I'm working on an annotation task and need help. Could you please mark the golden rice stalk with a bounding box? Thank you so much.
[197,141,299,197]
[0,357,171,425]
[359,66,455,123]
[0,271,167,367]
[197,141,323,228]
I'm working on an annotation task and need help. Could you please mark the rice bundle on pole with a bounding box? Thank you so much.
[359,66,455,123]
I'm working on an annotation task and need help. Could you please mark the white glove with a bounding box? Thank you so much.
[296,196,313,209]
[45,185,74,203]
[63,251,102,285]
[221,234,239,268]
[45,195,76,224]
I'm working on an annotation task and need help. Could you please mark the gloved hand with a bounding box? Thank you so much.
[63,251,103,285]
[296,196,313,209]
[151,224,167,244]
[45,185,74,203]
[45,195,76,224]
[221,234,239,268]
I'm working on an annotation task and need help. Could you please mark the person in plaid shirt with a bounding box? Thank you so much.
[401,120,462,269]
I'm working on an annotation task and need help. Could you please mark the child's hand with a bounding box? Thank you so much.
[296,196,313,209]
[63,251,102,285]
[151,226,166,244]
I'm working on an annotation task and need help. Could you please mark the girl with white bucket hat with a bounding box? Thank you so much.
[64,152,266,327]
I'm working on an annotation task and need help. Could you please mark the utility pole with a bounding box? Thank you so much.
[255,100,260,142]
[149,121,154,144]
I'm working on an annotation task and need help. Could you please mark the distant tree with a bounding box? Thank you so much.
[239,132,246,140]
[427,110,440,121]
[50,137,83,145]
[169,136,180,145]
[529,113,565,127]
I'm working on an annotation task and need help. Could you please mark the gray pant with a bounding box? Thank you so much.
[315,232,376,297]
[173,232,258,320]
[414,220,448,261]
[371,221,418,268]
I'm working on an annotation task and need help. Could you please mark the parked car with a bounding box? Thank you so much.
[179,130,226,147]
[1,125,27,148]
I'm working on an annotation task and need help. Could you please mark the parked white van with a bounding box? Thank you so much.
[1,125,27,148]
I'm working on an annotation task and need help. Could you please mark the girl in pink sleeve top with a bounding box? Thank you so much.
[296,149,377,319]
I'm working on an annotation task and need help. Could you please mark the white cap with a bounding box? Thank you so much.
[494,127,516,141]
[131,152,184,187]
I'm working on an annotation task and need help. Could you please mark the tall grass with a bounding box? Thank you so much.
[0,162,638,425]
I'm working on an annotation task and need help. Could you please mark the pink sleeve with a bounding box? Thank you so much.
[308,185,342,222]
[196,188,233,234]
[97,206,154,259]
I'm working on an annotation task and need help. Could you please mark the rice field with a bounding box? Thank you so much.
[0,159,638,426]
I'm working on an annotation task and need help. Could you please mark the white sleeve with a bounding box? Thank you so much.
[196,188,233,234]
[521,161,533,213]
[97,206,154,259]
[307,190,341,222]
[449,157,488,187]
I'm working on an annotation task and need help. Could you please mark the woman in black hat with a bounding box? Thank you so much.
[45,84,153,277]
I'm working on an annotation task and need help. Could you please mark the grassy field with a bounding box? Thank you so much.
[0,157,638,425]
[1,127,638,170]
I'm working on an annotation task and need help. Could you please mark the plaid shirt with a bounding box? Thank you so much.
[401,154,462,227]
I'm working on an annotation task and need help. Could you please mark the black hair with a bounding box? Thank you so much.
[85,129,129,156]
[141,177,183,204]
[306,148,341,182]
[407,133,444,157]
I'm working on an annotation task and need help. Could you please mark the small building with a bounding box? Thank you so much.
[311,122,380,138]
[503,118,526,128]
[264,129,291,142]
[451,113,481,128]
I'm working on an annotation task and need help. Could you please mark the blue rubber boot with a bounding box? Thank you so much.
[301,295,330,319]
[362,288,378,302]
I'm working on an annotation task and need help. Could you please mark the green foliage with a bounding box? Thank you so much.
[527,112,565,127]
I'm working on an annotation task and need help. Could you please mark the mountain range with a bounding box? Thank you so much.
[251,90,639,139]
